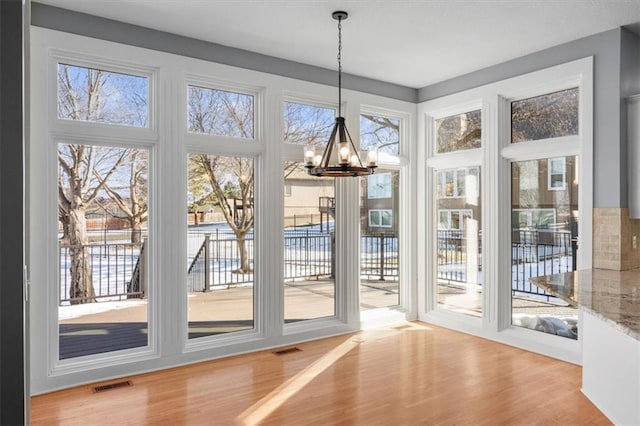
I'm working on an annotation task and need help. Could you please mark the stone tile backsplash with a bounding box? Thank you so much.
[593,208,640,270]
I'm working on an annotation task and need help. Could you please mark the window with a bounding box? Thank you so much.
[58,143,150,359]
[186,154,254,339]
[360,169,400,310]
[435,110,481,153]
[548,157,567,190]
[369,209,393,228]
[511,87,579,143]
[437,167,479,198]
[511,156,578,339]
[283,162,335,322]
[512,209,557,229]
[57,63,148,127]
[283,101,334,146]
[187,85,254,138]
[360,114,400,155]
[438,209,473,230]
[367,173,392,199]
[435,168,482,317]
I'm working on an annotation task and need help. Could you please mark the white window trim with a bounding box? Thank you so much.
[49,49,159,141]
[418,56,593,365]
[29,27,416,394]
[357,104,414,323]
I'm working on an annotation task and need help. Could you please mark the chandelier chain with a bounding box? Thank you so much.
[337,17,342,117]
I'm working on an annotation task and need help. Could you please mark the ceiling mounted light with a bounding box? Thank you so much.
[304,11,377,177]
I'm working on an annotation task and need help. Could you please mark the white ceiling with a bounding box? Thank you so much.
[37,0,640,88]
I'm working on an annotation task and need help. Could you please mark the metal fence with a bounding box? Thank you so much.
[283,230,334,281]
[436,228,575,298]
[361,233,399,281]
[511,229,574,297]
[59,241,144,304]
[187,230,255,292]
[186,229,400,292]
[437,229,481,284]
[59,228,574,303]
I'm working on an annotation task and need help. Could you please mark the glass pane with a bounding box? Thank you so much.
[435,110,481,153]
[58,144,149,359]
[284,102,335,146]
[283,162,335,322]
[360,114,400,155]
[187,86,254,138]
[436,167,482,316]
[511,156,578,339]
[367,173,392,199]
[187,154,254,338]
[57,64,148,127]
[360,169,400,310]
[511,88,579,143]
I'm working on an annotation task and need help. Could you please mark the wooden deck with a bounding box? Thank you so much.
[58,280,399,359]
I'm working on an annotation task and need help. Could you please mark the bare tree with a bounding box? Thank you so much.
[188,87,255,272]
[96,149,148,243]
[284,102,334,146]
[191,154,254,273]
[58,144,127,303]
[57,64,147,303]
[511,88,578,142]
[435,111,481,153]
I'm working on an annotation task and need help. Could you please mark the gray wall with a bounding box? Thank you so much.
[620,28,640,205]
[31,2,637,208]
[419,28,626,208]
[30,2,417,103]
[0,1,26,424]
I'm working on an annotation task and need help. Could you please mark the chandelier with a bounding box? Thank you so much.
[304,11,377,177]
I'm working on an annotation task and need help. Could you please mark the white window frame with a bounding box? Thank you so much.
[358,104,413,321]
[30,42,161,387]
[418,57,593,365]
[29,27,416,395]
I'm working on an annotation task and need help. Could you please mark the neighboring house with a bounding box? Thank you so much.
[511,156,579,231]
[284,163,334,228]
[360,171,399,235]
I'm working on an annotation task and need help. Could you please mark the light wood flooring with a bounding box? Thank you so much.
[31,322,610,425]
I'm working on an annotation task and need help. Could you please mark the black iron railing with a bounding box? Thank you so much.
[59,241,144,304]
[435,228,575,298]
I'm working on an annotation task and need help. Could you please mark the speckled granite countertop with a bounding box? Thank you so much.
[530,269,640,341]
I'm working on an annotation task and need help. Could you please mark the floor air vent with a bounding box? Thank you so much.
[92,380,133,393]
[273,347,302,356]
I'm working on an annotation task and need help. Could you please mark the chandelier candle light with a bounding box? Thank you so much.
[304,11,378,177]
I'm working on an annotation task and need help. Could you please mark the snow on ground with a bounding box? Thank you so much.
[58,300,147,320]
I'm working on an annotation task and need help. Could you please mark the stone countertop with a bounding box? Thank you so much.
[530,269,640,341]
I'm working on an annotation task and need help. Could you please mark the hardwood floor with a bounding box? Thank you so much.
[31,322,611,425]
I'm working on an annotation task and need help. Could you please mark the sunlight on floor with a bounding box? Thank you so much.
[235,336,361,425]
